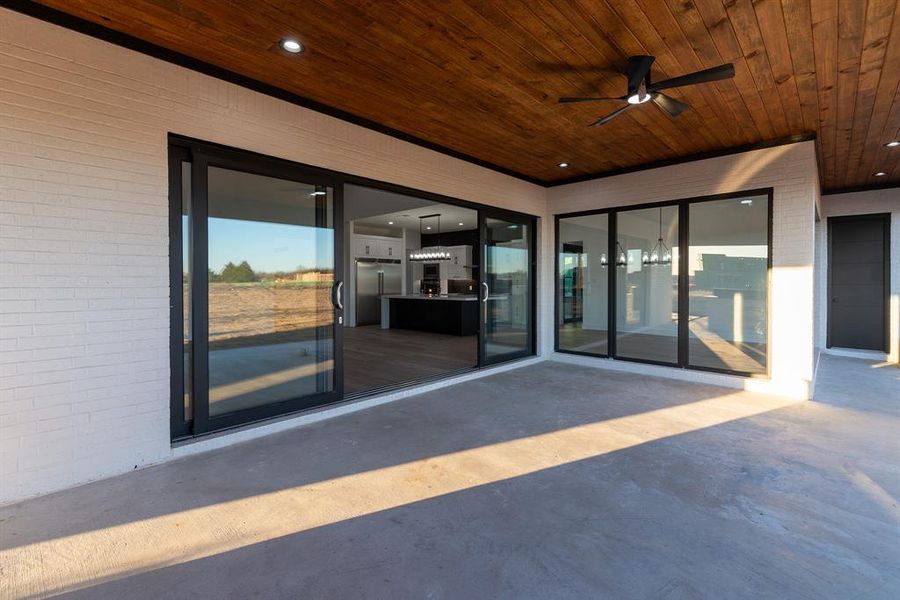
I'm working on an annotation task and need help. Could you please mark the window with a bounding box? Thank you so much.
[688,195,769,374]
[557,213,609,356]
[555,191,771,377]
[172,141,340,437]
[616,205,679,364]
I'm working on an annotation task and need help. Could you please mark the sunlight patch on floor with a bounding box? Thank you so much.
[0,391,798,597]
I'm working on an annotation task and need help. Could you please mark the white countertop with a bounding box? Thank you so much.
[382,294,479,302]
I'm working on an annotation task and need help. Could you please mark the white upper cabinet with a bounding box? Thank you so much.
[354,234,403,259]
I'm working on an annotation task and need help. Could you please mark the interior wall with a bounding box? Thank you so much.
[818,189,900,362]
[0,8,547,505]
[547,142,820,398]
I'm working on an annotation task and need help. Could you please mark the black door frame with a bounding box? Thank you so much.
[169,134,538,440]
[478,207,538,367]
[826,213,891,352]
[170,137,345,437]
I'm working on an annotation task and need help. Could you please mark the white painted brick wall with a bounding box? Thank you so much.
[0,8,548,504]
[818,190,900,362]
[546,142,821,398]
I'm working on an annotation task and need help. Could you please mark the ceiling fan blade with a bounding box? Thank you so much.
[590,105,632,126]
[559,96,625,104]
[627,55,655,92]
[650,63,735,91]
[652,93,690,117]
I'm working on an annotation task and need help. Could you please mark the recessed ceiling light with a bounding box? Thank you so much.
[874,171,887,177]
[280,39,303,54]
[558,162,569,168]
[884,141,900,148]
[426,226,432,230]
[388,221,394,225]
[309,191,326,196]
[458,222,464,226]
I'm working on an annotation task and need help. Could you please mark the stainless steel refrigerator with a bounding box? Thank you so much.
[355,258,402,326]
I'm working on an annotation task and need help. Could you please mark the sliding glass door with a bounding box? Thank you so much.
[480,211,535,365]
[555,190,772,377]
[174,144,343,436]
[615,205,679,365]
[172,138,538,440]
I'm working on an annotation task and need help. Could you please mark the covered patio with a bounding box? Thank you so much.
[2,354,897,599]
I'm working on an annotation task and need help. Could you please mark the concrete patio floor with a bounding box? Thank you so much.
[1,355,898,599]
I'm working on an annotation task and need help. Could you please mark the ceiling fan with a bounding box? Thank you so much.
[559,55,735,126]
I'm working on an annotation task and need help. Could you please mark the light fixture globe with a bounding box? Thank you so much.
[627,92,651,105]
[280,39,303,54]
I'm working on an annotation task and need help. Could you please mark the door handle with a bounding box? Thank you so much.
[481,281,490,303]
[334,280,344,310]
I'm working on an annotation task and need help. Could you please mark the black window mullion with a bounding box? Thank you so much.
[191,152,210,433]
[677,202,689,368]
[608,210,617,358]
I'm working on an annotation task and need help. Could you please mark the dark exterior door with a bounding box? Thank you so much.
[828,214,890,351]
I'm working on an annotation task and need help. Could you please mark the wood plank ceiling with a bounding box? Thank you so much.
[21,0,900,191]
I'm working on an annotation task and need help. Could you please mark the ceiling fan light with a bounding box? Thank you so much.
[627,92,651,105]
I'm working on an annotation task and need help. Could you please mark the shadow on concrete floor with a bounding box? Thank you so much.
[2,358,899,599]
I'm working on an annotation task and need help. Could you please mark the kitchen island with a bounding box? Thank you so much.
[381,294,479,336]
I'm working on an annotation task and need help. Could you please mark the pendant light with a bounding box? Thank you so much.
[615,241,628,267]
[642,208,672,267]
[409,214,451,261]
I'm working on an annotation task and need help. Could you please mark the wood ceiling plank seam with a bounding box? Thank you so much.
[299,1,554,146]
[408,0,652,179]
[833,0,867,190]
[751,0,806,135]
[558,0,705,159]
[693,0,777,139]
[591,0,725,153]
[661,0,760,145]
[850,0,900,186]
[811,0,840,189]
[846,0,896,186]
[523,0,700,163]
[724,0,794,137]
[448,0,659,175]
[691,0,779,139]
[474,0,678,173]
[629,0,742,150]
[780,0,823,144]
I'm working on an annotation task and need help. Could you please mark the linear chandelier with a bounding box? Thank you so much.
[409,213,451,261]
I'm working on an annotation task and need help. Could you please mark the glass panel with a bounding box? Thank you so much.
[557,214,609,355]
[181,161,192,422]
[616,205,679,364]
[484,217,530,360]
[688,195,768,374]
[207,166,334,417]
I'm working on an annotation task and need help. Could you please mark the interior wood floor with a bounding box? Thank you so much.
[558,323,766,374]
[343,326,477,395]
